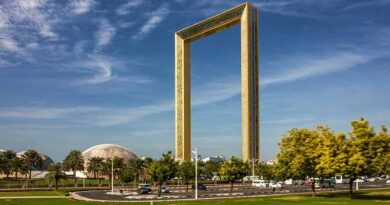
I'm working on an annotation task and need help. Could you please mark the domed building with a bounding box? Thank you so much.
[82,144,137,168]
[16,151,55,170]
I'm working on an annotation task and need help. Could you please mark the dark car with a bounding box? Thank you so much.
[192,183,207,191]
[137,184,152,194]
[161,187,170,193]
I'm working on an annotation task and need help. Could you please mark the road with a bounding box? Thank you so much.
[73,182,390,202]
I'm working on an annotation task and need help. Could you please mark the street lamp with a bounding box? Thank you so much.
[192,148,198,200]
[111,158,114,193]
[249,158,259,180]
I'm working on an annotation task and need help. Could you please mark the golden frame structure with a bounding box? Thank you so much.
[175,3,259,161]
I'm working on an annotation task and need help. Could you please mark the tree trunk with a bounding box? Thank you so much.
[15,172,18,180]
[280,180,285,191]
[29,169,32,179]
[229,181,234,195]
[74,170,77,187]
[311,181,316,196]
[158,182,162,197]
[55,179,58,190]
[186,181,189,192]
[349,177,354,199]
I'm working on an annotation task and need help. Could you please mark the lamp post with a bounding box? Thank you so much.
[192,148,198,199]
[111,158,114,193]
[249,158,258,179]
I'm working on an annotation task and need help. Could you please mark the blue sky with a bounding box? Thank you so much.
[0,0,389,161]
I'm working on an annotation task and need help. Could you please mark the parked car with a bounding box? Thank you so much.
[252,180,269,187]
[161,187,170,193]
[354,179,364,183]
[137,184,152,194]
[269,181,282,188]
[192,183,207,191]
[386,179,390,184]
[319,179,335,188]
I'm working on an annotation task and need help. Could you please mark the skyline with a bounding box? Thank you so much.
[1,0,390,161]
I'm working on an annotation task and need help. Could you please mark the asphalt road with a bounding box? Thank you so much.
[74,182,390,201]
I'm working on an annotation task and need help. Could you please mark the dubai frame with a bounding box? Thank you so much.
[175,3,259,161]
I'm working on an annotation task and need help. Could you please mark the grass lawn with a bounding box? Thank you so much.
[0,189,388,205]
[0,190,66,197]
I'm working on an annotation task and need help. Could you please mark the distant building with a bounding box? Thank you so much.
[265,160,276,165]
[17,151,55,170]
[82,144,137,169]
[201,155,225,163]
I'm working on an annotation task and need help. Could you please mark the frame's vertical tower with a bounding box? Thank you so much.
[241,4,259,161]
[175,3,259,161]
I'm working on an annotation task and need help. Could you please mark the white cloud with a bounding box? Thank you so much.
[116,0,144,15]
[262,52,374,86]
[192,76,240,106]
[0,107,101,119]
[69,0,95,15]
[343,0,390,10]
[95,19,116,48]
[0,38,21,53]
[0,0,60,39]
[132,4,170,40]
[76,55,115,85]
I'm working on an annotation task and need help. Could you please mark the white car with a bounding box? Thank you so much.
[386,179,390,184]
[354,179,364,183]
[252,180,269,187]
[269,181,282,188]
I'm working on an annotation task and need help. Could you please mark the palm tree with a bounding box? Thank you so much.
[113,157,124,180]
[2,150,17,178]
[46,163,66,190]
[128,158,145,185]
[12,157,28,180]
[21,149,43,179]
[63,150,84,187]
[102,158,113,189]
[87,157,103,179]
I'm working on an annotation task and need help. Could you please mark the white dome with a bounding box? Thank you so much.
[17,151,54,170]
[82,144,137,166]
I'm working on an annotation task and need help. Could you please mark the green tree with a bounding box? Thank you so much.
[148,151,178,197]
[128,157,145,184]
[46,162,66,190]
[276,128,320,195]
[370,125,390,177]
[334,118,384,198]
[178,161,194,192]
[12,157,28,180]
[203,160,220,181]
[273,162,291,191]
[255,162,274,180]
[113,157,125,180]
[1,150,16,178]
[21,149,43,179]
[102,158,114,189]
[219,156,249,194]
[87,157,104,179]
[119,164,135,185]
[63,150,84,187]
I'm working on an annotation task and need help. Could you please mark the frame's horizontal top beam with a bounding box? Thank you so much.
[175,3,248,41]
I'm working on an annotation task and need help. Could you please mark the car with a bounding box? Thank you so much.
[161,187,170,193]
[252,180,269,187]
[386,179,390,184]
[137,184,152,194]
[269,181,282,188]
[192,183,207,191]
[354,179,364,183]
